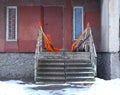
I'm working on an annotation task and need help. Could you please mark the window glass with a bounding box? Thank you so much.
[73,7,83,40]
[6,6,17,41]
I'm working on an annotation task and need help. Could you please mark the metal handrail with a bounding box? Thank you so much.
[88,27,97,76]
[82,27,97,76]
[89,28,97,57]
[34,28,42,81]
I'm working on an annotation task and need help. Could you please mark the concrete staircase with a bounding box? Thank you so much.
[65,63,95,85]
[36,62,65,83]
[35,25,97,86]
[35,52,96,86]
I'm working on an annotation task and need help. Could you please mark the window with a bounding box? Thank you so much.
[73,7,83,40]
[6,6,17,41]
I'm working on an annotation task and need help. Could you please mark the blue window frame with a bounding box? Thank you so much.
[73,7,83,40]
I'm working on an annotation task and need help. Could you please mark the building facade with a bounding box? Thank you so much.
[0,0,119,80]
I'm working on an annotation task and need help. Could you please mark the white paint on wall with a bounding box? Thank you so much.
[101,0,119,52]
[101,0,109,52]
[118,0,120,17]
[109,0,119,52]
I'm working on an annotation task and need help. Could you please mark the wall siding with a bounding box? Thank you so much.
[18,6,41,52]
[0,0,101,52]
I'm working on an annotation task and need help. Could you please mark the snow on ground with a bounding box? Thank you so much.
[0,78,120,95]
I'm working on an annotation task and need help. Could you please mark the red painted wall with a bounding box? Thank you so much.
[64,0,72,50]
[84,11,101,50]
[18,6,41,52]
[43,7,63,49]
[0,6,5,52]
[0,0,100,52]
[71,0,101,51]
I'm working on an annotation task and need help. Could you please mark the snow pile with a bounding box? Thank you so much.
[0,80,27,95]
[77,78,120,95]
[0,78,120,95]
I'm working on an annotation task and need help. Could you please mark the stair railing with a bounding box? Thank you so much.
[85,27,97,76]
[34,28,42,81]
[34,23,97,80]
[80,26,97,76]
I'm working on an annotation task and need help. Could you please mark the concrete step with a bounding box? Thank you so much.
[37,72,65,77]
[38,52,91,62]
[66,71,94,74]
[35,52,95,85]
[36,76,65,83]
[65,67,93,70]
[36,76,65,80]
[37,67,64,70]
[38,62,64,66]
[66,76,95,79]
[65,63,92,67]
[66,76,95,82]
[37,71,65,75]
[66,72,94,76]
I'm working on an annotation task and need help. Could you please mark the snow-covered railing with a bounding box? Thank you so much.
[34,28,42,81]
[84,27,97,76]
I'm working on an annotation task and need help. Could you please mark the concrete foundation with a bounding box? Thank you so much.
[99,0,120,80]
[97,52,120,80]
[0,53,35,81]
[0,52,119,80]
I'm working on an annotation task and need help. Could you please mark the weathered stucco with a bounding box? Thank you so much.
[101,0,119,52]
[98,0,120,80]
[97,52,120,80]
[0,53,34,80]
[109,0,119,52]
[110,53,120,79]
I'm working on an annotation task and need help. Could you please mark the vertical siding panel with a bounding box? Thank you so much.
[18,6,41,52]
[0,5,5,52]
[64,0,72,50]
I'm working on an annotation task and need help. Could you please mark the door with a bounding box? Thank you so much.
[44,7,63,49]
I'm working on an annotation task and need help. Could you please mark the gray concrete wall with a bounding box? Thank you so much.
[110,52,120,79]
[97,52,111,80]
[97,52,120,80]
[99,0,120,80]
[0,53,35,80]
[0,52,119,81]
